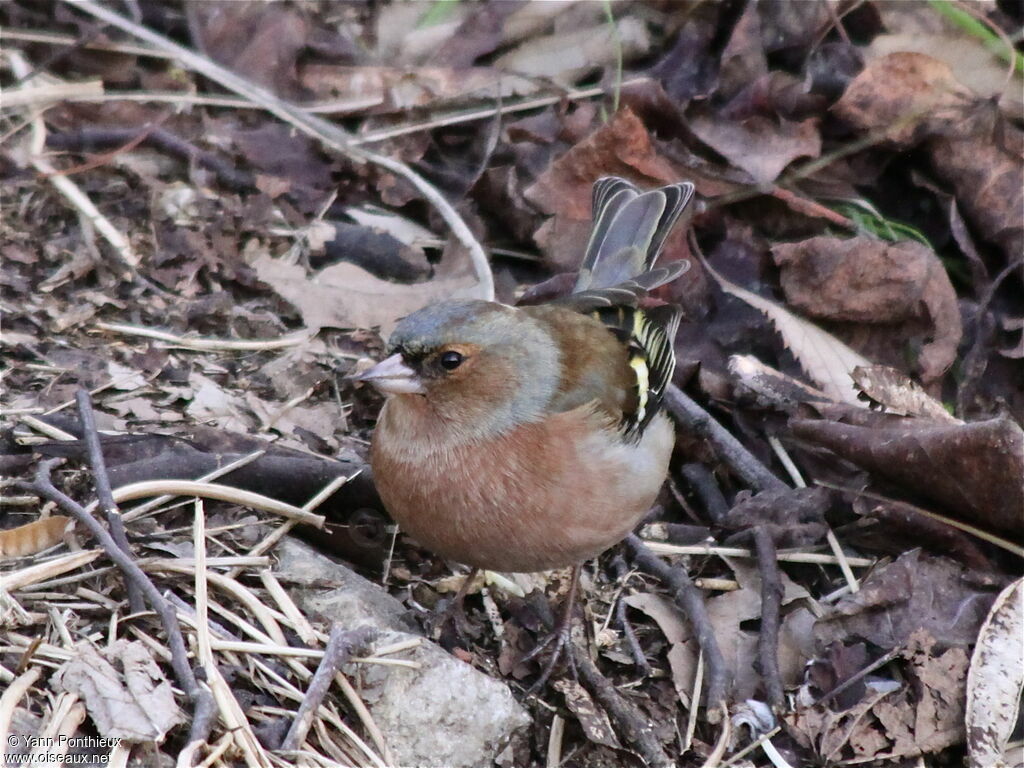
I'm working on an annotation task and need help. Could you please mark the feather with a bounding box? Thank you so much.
[575,177,695,292]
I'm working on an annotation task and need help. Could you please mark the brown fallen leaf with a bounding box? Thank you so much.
[771,236,962,383]
[191,3,308,99]
[524,107,684,272]
[553,679,623,750]
[867,33,1023,119]
[833,51,974,146]
[928,124,1024,263]
[852,365,958,422]
[791,417,1024,538]
[0,516,70,559]
[814,549,1002,650]
[690,112,821,185]
[789,629,969,762]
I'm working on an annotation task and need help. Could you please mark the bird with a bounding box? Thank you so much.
[355,176,694,687]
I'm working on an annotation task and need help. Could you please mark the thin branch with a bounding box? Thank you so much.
[665,385,786,493]
[623,534,731,715]
[750,526,784,710]
[20,459,217,748]
[574,652,674,768]
[75,389,144,614]
[280,625,377,752]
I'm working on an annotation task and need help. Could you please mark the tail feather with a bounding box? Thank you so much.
[575,177,695,293]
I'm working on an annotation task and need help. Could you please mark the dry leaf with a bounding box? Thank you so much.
[623,592,696,706]
[966,577,1024,768]
[852,365,958,422]
[494,17,650,86]
[704,259,871,405]
[815,550,1001,650]
[553,679,623,750]
[771,236,962,383]
[833,51,973,146]
[792,417,1024,538]
[690,114,820,184]
[524,107,683,272]
[868,33,1023,119]
[0,516,70,559]
[253,246,486,334]
[54,640,183,742]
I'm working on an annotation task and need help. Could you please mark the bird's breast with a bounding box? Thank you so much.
[370,398,673,572]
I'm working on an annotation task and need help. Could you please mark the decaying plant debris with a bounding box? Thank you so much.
[1,2,1022,767]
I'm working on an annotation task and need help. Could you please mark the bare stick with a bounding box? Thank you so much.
[75,389,144,614]
[664,385,785,493]
[624,534,731,715]
[20,460,216,748]
[280,625,377,752]
[750,526,784,709]
[574,652,673,768]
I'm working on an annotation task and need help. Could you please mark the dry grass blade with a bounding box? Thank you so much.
[109,481,325,527]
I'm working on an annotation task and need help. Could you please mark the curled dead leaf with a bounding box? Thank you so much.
[791,417,1024,539]
[833,51,973,146]
[771,236,962,383]
[0,516,70,559]
[966,577,1024,768]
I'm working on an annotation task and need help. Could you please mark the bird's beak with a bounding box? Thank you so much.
[351,353,425,395]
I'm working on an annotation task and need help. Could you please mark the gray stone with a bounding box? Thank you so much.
[274,539,529,768]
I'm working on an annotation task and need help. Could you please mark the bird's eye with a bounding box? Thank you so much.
[439,351,464,371]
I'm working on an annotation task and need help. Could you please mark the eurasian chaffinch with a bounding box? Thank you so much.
[358,176,694,568]
[356,177,693,679]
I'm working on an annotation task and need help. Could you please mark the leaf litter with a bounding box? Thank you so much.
[1,1,1021,766]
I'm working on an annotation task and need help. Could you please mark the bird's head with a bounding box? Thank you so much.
[354,300,561,434]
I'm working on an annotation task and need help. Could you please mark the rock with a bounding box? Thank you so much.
[274,539,530,768]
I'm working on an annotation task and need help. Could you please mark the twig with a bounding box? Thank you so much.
[107,480,325,528]
[546,714,565,768]
[75,390,144,614]
[280,625,377,751]
[683,650,704,751]
[47,126,254,191]
[20,459,216,747]
[815,647,901,706]
[624,534,731,715]
[61,0,494,301]
[767,436,860,593]
[121,450,266,523]
[574,652,674,768]
[640,540,874,567]
[94,322,314,351]
[0,79,104,109]
[750,527,784,709]
[680,463,730,525]
[0,668,42,761]
[664,385,786,493]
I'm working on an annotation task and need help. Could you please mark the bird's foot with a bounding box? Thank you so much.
[520,565,581,694]
[521,619,578,695]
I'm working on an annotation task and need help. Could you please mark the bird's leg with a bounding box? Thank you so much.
[522,564,581,694]
[429,566,479,642]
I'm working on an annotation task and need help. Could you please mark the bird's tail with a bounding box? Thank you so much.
[574,177,695,294]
